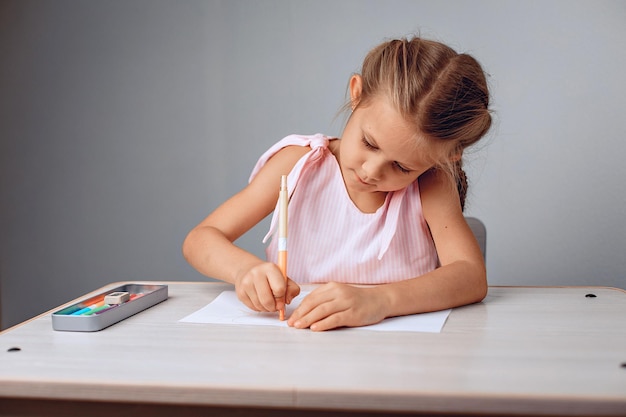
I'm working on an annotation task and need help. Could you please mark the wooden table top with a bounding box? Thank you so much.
[1,281,625,416]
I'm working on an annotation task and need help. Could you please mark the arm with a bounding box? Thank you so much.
[380,169,487,314]
[182,145,309,312]
[288,169,487,331]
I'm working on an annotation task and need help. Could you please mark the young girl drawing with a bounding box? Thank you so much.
[183,36,492,331]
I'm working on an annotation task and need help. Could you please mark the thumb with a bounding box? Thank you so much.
[284,278,301,304]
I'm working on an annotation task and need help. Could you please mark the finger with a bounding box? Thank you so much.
[274,286,287,314]
[268,265,287,308]
[257,267,288,312]
[309,312,348,332]
[284,279,301,304]
[236,270,268,312]
[253,280,278,312]
[292,298,349,330]
[287,291,315,325]
[237,287,261,312]
[290,283,333,316]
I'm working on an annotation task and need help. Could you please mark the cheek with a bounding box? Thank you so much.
[387,172,421,190]
[340,141,362,166]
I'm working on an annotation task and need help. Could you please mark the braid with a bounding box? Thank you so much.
[455,160,468,211]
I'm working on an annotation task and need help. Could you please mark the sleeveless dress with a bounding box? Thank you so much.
[249,134,438,284]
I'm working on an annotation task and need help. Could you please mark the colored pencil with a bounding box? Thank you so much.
[278,175,288,320]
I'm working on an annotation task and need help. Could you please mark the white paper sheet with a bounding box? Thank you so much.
[179,291,451,333]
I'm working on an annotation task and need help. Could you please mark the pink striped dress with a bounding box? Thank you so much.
[249,134,438,284]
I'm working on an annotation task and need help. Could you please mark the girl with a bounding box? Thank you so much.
[183,36,492,331]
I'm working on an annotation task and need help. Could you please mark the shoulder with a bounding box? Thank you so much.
[259,133,332,165]
[418,169,462,224]
[250,134,325,182]
[261,144,310,173]
[248,142,309,192]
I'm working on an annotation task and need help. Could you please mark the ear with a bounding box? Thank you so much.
[349,75,362,110]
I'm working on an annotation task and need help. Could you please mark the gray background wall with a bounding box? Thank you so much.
[1,0,625,329]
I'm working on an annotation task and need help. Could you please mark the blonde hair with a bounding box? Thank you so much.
[354,37,492,209]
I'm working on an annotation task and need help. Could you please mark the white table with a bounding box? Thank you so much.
[1,281,625,416]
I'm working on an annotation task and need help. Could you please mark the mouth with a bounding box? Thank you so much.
[355,173,372,186]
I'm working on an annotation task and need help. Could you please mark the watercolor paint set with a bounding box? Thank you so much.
[51,283,168,332]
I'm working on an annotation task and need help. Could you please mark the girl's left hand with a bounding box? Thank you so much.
[287,282,389,331]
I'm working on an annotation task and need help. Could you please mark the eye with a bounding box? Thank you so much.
[361,137,377,150]
[393,162,412,174]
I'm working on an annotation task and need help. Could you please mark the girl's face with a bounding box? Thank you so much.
[337,87,440,198]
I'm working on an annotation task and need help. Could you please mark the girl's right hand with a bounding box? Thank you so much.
[234,262,300,313]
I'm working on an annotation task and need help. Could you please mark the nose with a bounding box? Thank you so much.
[362,157,385,181]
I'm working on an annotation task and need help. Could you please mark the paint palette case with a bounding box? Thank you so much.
[51,283,168,332]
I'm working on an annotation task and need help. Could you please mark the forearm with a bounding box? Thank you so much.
[182,226,265,285]
[379,261,487,317]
